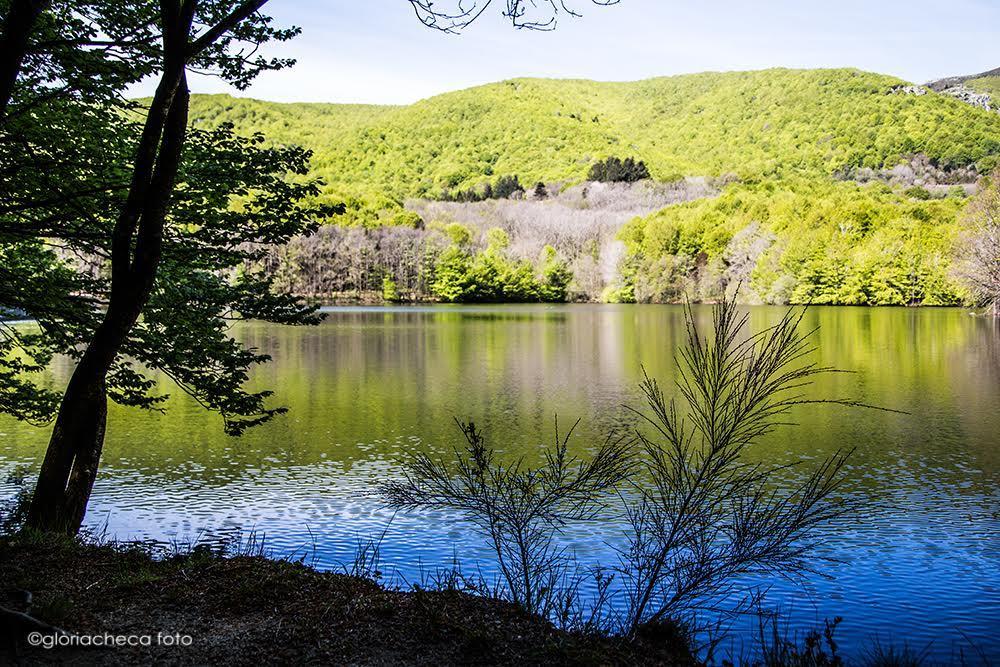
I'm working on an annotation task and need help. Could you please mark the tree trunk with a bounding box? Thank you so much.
[0,0,49,119]
[27,286,164,533]
[25,88,191,534]
[25,0,195,535]
[23,0,269,535]
[24,357,108,533]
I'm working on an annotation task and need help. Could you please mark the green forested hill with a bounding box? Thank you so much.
[188,68,1000,213]
[619,180,967,305]
[183,69,1000,306]
[188,95,399,139]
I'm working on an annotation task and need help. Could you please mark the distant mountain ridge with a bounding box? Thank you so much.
[927,66,1000,92]
[180,68,1000,307]
[925,67,1000,113]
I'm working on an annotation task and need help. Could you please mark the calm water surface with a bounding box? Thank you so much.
[1,305,998,661]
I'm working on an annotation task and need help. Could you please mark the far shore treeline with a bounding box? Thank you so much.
[187,68,1000,306]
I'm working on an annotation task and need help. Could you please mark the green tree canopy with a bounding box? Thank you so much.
[0,0,329,534]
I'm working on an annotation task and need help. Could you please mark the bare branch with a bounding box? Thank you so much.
[408,0,621,33]
[381,418,633,619]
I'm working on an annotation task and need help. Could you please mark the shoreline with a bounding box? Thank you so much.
[0,532,693,666]
[311,298,974,309]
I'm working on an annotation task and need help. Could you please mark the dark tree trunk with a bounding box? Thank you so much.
[24,0,270,535]
[25,357,108,533]
[25,0,195,535]
[0,0,49,119]
[26,262,179,533]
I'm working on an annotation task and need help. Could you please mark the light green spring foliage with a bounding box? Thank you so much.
[187,69,1000,218]
[431,229,571,303]
[187,95,401,224]
[965,77,1000,110]
[381,275,400,302]
[620,180,968,305]
[186,70,1000,305]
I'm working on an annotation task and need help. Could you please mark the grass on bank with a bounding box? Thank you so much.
[2,528,986,666]
[0,529,692,666]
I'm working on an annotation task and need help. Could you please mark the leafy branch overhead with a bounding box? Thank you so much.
[0,0,632,536]
[0,1,341,432]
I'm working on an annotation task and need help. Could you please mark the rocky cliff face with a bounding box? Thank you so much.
[926,67,1000,113]
[942,86,994,111]
[926,67,1000,92]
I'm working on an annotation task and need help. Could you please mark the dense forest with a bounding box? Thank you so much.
[189,68,1000,305]
[618,180,968,305]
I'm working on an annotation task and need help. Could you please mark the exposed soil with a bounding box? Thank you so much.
[0,533,693,666]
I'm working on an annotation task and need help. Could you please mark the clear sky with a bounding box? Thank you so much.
[133,0,1000,104]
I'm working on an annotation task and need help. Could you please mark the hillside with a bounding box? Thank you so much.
[185,69,999,306]
[619,180,967,305]
[188,95,399,153]
[189,69,1000,216]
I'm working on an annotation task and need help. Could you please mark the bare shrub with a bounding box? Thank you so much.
[841,153,979,188]
[617,297,867,636]
[954,170,1000,317]
[379,419,633,620]
[260,225,447,300]
[379,293,869,642]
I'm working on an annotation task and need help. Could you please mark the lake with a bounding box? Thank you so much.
[1,305,998,661]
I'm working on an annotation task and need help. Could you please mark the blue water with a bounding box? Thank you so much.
[1,305,998,663]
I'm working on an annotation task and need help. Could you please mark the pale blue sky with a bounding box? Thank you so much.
[138,0,1000,104]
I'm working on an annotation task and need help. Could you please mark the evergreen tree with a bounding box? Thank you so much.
[493,175,525,199]
[589,156,651,183]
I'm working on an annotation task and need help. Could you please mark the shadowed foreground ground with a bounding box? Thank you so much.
[0,533,692,666]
